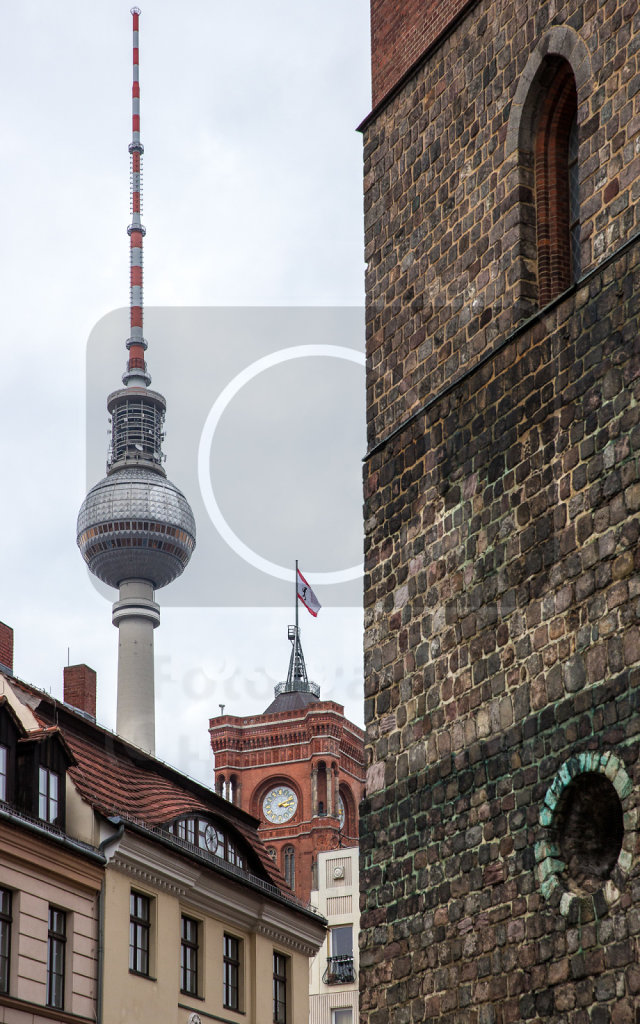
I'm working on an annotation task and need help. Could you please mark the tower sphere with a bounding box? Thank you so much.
[77,464,196,590]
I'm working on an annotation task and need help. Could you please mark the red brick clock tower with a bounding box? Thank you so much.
[209,626,365,903]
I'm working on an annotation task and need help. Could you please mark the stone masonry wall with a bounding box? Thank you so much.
[361,3,640,1021]
[363,0,640,451]
[361,237,640,1023]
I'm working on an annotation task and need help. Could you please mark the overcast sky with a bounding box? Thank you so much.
[0,2,371,786]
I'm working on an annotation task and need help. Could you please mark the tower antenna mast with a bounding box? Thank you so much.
[126,6,150,388]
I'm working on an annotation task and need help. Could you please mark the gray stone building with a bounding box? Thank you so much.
[359,1,640,1021]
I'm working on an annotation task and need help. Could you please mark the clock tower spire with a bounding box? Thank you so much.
[209,624,364,903]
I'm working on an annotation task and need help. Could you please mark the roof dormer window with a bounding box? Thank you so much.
[39,767,60,825]
[16,728,74,830]
[167,816,246,869]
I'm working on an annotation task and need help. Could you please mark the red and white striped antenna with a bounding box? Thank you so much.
[124,6,150,387]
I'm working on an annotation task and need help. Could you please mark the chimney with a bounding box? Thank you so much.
[64,664,97,718]
[0,623,13,675]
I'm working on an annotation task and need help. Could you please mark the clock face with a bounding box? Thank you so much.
[263,785,298,824]
[337,794,345,829]
[203,824,223,854]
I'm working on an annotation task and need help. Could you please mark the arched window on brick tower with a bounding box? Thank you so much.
[534,59,579,304]
[283,846,295,890]
[228,774,239,805]
[315,761,328,816]
[339,785,356,843]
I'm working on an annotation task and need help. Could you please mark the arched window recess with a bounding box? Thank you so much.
[283,845,295,890]
[165,814,246,868]
[533,58,579,304]
[504,28,591,317]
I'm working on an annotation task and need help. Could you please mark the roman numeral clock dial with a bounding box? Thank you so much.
[263,785,298,824]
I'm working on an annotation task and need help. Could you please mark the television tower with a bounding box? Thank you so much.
[77,8,195,753]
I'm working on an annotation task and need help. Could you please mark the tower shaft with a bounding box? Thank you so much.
[113,580,159,752]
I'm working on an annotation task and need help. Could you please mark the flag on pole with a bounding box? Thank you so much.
[297,568,321,617]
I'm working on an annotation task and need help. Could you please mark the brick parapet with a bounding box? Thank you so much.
[369,0,478,109]
[363,0,640,450]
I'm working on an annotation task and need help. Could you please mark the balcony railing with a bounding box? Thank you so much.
[322,955,355,985]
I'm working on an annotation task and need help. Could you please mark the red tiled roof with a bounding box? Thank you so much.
[58,724,286,886]
[7,678,288,892]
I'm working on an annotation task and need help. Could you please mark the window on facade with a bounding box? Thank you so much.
[0,889,11,995]
[325,925,355,984]
[173,817,196,844]
[331,926,353,958]
[38,766,59,824]
[47,907,66,1009]
[332,1011,353,1024]
[0,746,7,802]
[167,816,246,869]
[273,951,288,1024]
[283,846,295,890]
[223,933,241,1010]
[180,915,198,995]
[533,58,579,304]
[129,892,150,976]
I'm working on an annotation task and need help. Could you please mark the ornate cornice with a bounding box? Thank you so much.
[255,921,320,957]
[111,851,188,896]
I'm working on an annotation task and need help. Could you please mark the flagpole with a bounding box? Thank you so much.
[295,558,299,636]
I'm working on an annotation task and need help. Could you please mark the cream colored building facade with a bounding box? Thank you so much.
[0,635,326,1024]
[100,824,323,1023]
[0,816,103,1023]
[309,847,359,1024]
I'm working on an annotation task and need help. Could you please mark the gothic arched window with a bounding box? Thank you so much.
[283,846,295,890]
[533,59,579,304]
[505,29,590,321]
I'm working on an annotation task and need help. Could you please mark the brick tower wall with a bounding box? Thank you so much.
[210,706,365,903]
[363,1,640,454]
[361,1,640,1022]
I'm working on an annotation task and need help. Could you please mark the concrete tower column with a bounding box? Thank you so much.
[112,579,160,753]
